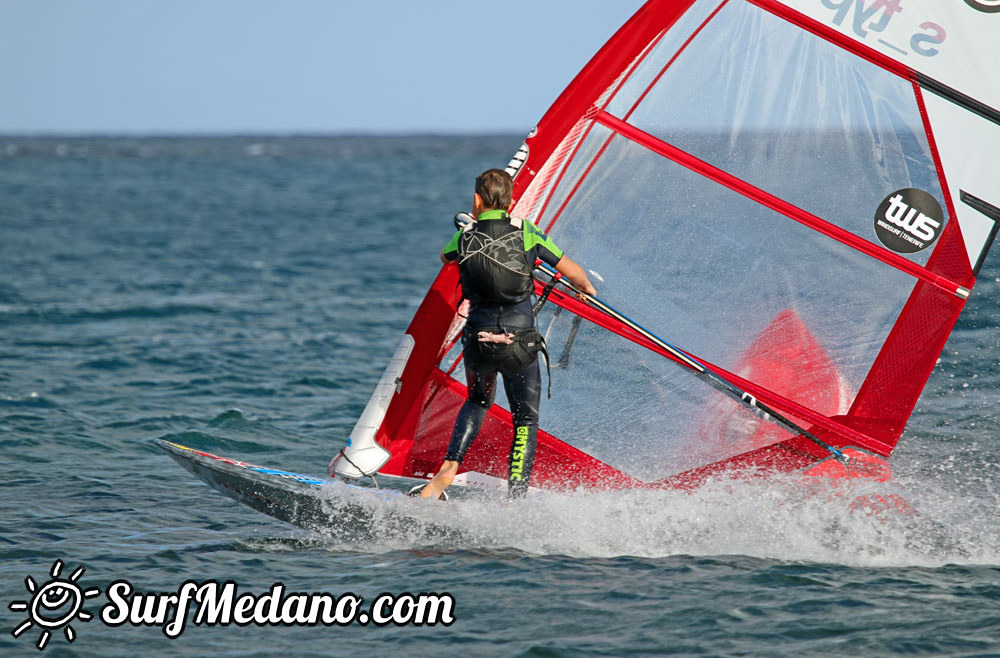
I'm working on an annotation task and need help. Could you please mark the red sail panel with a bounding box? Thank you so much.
[697,309,852,458]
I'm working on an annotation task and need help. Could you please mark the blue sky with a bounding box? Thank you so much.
[0,0,643,135]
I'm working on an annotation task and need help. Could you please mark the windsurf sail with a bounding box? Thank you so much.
[334,0,1000,490]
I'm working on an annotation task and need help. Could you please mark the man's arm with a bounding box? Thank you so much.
[555,255,596,297]
[441,230,461,264]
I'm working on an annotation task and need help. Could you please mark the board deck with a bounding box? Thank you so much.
[155,439,460,542]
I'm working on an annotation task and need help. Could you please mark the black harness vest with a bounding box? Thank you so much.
[456,213,533,307]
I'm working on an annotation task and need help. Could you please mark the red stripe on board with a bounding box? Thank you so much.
[595,110,968,298]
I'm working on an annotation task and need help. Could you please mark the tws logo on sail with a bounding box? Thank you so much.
[873,188,944,254]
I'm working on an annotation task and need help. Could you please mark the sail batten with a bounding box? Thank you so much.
[594,110,969,298]
[618,1,730,124]
[537,284,896,458]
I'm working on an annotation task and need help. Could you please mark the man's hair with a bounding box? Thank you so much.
[475,168,513,210]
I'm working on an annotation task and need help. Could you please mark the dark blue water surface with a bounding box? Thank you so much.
[1,137,999,657]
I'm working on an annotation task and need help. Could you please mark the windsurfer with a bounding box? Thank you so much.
[418,168,596,499]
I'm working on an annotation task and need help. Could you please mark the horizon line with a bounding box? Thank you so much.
[0,130,528,140]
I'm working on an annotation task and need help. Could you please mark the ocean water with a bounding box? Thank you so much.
[1,136,999,657]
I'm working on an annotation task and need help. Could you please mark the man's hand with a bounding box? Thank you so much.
[555,255,597,298]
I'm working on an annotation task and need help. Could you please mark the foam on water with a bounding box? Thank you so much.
[288,452,999,568]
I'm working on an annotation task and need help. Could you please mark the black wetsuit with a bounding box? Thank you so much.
[441,209,564,497]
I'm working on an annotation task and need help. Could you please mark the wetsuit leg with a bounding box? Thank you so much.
[502,359,541,498]
[443,363,497,463]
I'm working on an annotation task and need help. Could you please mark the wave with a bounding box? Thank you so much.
[0,303,220,327]
[288,473,995,568]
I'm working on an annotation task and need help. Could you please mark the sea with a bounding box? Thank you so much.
[1,135,998,657]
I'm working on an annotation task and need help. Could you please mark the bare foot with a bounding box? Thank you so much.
[420,460,459,500]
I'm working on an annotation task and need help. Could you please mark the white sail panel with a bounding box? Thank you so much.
[922,92,1000,273]
[778,0,1000,112]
